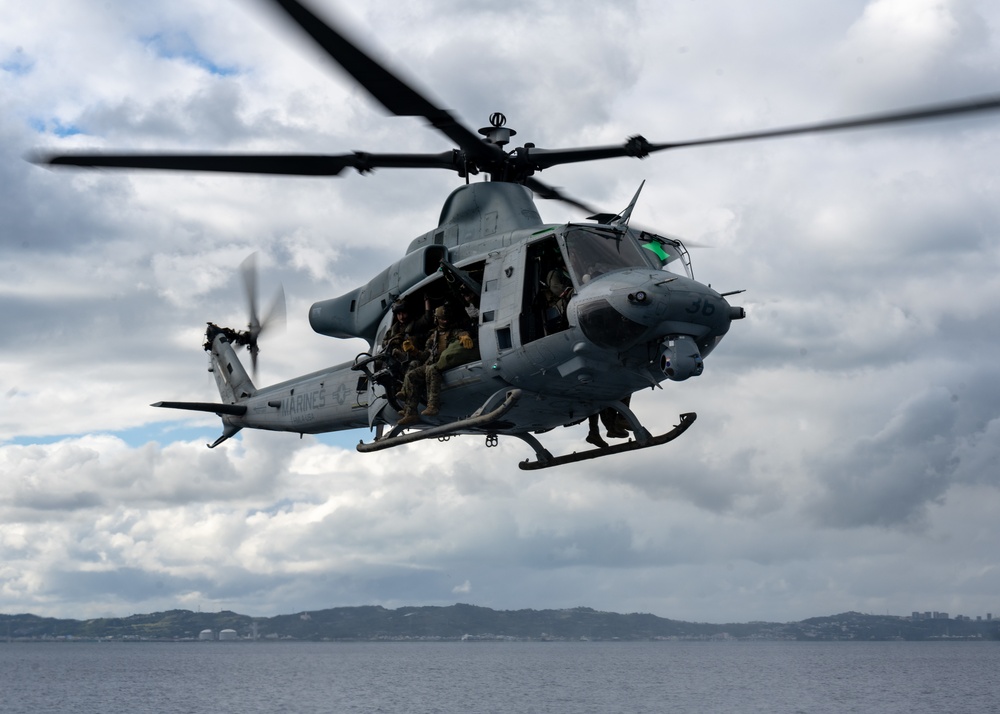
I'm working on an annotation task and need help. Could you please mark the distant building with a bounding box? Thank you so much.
[198,629,213,641]
[219,629,237,641]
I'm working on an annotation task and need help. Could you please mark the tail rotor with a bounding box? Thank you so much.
[238,252,286,379]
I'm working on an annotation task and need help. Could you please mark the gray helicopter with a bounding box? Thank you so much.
[38,0,1000,469]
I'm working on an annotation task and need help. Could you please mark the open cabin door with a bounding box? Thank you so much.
[477,242,524,369]
[476,233,575,371]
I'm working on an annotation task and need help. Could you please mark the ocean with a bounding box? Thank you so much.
[1,640,997,713]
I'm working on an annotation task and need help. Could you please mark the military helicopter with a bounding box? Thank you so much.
[37,0,1000,469]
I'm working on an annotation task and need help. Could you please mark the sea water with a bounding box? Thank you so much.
[1,640,998,713]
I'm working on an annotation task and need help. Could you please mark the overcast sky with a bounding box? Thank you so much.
[2,0,1000,624]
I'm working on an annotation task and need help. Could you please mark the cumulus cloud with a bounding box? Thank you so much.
[2,0,1000,623]
[835,0,994,103]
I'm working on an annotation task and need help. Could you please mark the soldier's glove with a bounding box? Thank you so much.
[402,339,415,353]
[460,335,474,349]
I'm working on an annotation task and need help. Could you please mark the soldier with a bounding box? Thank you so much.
[382,297,432,357]
[459,286,480,330]
[397,306,477,425]
[542,263,572,333]
[381,297,433,390]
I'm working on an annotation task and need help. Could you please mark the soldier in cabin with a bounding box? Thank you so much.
[382,296,432,356]
[380,296,433,392]
[397,306,478,425]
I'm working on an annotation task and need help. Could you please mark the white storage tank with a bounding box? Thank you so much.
[198,629,213,641]
[219,629,238,641]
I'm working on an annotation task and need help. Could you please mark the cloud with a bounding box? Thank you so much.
[835,0,994,103]
[2,0,1000,625]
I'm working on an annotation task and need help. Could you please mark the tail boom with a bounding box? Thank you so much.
[154,327,371,447]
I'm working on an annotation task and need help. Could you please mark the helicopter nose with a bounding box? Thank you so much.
[572,270,743,360]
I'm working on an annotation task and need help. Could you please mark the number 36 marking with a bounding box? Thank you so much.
[685,297,715,316]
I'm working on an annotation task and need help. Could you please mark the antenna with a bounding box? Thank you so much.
[614,181,646,228]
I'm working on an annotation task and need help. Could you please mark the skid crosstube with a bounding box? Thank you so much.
[517,412,697,471]
[357,389,521,452]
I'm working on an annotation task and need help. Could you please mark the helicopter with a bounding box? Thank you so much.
[36,0,1000,470]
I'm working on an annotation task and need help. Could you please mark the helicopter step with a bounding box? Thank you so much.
[516,412,697,471]
[356,389,522,453]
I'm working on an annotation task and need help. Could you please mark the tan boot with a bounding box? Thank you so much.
[398,410,420,426]
[421,405,439,417]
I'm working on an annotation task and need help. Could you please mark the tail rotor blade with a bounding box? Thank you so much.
[241,252,262,341]
[238,253,261,379]
[262,285,287,336]
[237,252,285,381]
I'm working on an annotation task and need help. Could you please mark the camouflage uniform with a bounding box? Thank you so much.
[382,302,432,358]
[398,308,475,424]
[381,302,432,395]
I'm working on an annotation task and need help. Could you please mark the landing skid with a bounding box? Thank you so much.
[517,412,697,471]
[357,389,522,453]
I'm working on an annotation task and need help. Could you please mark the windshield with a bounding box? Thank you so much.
[636,230,694,279]
[562,227,652,285]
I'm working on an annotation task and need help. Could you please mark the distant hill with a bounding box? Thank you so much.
[2,606,998,642]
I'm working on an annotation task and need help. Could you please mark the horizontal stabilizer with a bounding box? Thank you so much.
[151,401,247,416]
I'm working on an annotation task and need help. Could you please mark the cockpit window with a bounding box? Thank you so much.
[638,231,694,279]
[562,227,652,285]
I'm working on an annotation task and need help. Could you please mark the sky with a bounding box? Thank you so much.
[2,0,999,624]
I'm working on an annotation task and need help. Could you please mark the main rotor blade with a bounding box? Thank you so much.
[40,153,356,175]
[267,0,498,164]
[649,93,1000,152]
[37,151,465,176]
[523,177,602,215]
[523,93,1000,170]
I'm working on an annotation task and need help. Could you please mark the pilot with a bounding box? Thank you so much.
[397,306,477,425]
[543,264,572,332]
[459,286,480,330]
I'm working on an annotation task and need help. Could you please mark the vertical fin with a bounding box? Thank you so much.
[208,332,257,403]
